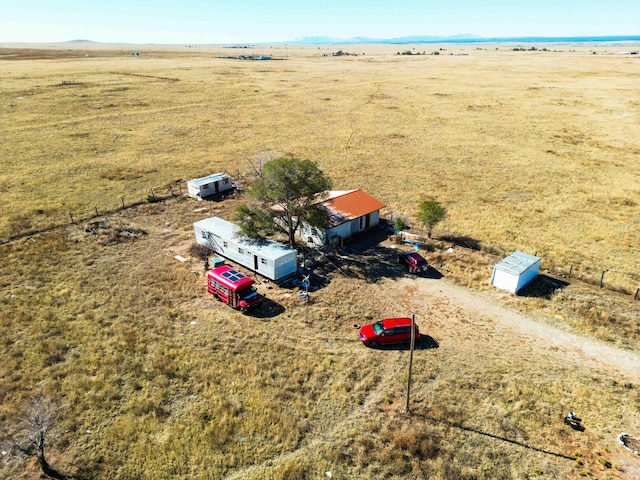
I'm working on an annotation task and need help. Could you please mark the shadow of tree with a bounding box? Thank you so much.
[437,233,482,251]
[294,225,449,286]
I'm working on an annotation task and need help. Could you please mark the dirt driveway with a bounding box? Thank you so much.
[395,275,640,383]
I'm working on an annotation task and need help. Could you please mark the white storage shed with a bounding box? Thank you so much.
[491,251,541,294]
[187,172,234,199]
[194,217,298,282]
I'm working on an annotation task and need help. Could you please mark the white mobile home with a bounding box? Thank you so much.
[300,189,386,246]
[194,217,297,281]
[491,251,541,294]
[187,172,234,199]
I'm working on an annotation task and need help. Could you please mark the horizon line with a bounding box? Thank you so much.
[3,34,640,46]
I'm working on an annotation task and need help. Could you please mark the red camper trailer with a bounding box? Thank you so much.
[207,265,263,312]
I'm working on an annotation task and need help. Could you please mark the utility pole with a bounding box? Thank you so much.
[405,314,416,414]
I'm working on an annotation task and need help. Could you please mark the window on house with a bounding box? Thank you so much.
[261,258,267,264]
[238,248,244,254]
[223,241,228,248]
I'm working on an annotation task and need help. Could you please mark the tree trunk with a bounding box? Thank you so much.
[287,215,296,247]
[37,452,67,479]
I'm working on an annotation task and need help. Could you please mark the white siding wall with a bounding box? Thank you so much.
[491,259,541,294]
[516,261,541,292]
[491,267,520,294]
[302,211,382,246]
[194,218,297,281]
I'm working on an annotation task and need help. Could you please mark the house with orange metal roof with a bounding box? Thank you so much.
[301,189,386,246]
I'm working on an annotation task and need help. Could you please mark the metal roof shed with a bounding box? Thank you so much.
[194,217,297,281]
[491,251,541,294]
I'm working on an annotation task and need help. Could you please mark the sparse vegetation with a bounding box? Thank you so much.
[1,43,639,479]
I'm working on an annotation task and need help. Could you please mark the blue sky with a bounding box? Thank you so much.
[2,0,639,44]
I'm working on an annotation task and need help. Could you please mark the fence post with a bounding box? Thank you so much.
[121,197,125,209]
[569,265,573,278]
[69,212,75,224]
[169,185,174,197]
[95,206,99,216]
[600,270,607,288]
[635,288,639,301]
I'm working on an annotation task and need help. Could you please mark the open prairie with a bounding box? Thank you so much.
[2,42,639,289]
[1,43,640,479]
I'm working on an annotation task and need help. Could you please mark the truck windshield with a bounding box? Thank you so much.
[238,287,258,300]
[372,321,384,335]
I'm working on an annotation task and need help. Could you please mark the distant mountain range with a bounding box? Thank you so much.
[286,35,640,45]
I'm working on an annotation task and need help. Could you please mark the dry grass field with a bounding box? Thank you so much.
[1,43,640,479]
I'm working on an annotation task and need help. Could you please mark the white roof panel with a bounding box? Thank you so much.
[494,251,540,275]
[188,172,230,187]
[194,217,297,260]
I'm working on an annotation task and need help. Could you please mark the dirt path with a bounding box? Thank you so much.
[397,276,640,383]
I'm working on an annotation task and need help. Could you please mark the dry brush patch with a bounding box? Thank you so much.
[1,46,639,297]
[2,45,640,479]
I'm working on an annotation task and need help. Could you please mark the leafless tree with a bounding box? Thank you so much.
[2,391,67,479]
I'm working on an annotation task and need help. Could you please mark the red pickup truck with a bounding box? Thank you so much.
[397,251,429,274]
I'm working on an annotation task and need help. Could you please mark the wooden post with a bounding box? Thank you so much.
[121,197,125,209]
[569,265,573,278]
[600,270,607,288]
[95,206,99,216]
[69,212,75,224]
[405,314,416,415]
[635,288,639,301]
[169,185,174,197]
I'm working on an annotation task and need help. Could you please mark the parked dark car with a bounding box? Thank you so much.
[359,318,419,347]
[397,251,429,273]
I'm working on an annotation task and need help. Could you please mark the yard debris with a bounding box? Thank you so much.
[564,411,585,431]
[82,220,147,244]
[618,433,640,455]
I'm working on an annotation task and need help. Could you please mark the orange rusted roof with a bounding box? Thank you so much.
[321,189,385,226]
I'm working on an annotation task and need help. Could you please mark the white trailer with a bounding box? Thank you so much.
[187,172,234,199]
[491,251,541,294]
[194,217,298,282]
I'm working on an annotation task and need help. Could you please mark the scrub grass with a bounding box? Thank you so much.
[1,44,639,294]
[1,195,639,479]
[1,43,640,479]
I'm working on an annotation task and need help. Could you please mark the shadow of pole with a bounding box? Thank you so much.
[415,412,576,461]
[451,422,576,461]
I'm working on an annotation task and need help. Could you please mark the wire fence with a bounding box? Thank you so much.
[1,185,638,300]
[392,230,640,301]
[0,181,185,246]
